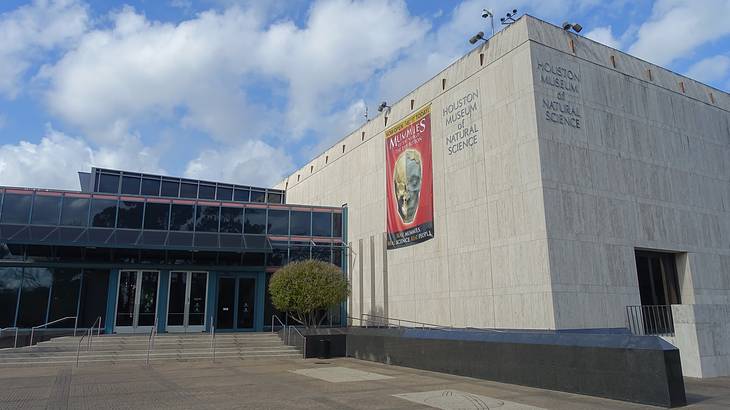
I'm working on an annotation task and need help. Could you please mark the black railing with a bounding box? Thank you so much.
[626,305,674,336]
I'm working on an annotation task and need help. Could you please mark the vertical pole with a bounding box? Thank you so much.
[74,316,78,337]
[14,328,18,348]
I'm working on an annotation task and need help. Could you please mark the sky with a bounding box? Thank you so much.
[0,0,728,191]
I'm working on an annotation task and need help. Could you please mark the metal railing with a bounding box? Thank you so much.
[0,327,19,348]
[271,315,286,338]
[626,305,675,336]
[146,317,158,366]
[353,313,507,333]
[210,315,216,363]
[29,316,78,347]
[287,325,306,359]
[76,316,102,367]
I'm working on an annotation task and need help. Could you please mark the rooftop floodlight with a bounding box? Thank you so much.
[562,22,583,33]
[500,9,518,26]
[377,101,391,113]
[481,9,495,36]
[469,31,486,44]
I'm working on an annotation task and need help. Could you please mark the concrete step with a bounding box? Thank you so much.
[0,352,302,367]
[0,345,298,359]
[0,348,300,362]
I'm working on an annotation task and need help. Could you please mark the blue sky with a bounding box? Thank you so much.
[0,0,728,190]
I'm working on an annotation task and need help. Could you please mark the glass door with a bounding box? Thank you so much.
[115,270,159,333]
[216,276,257,331]
[167,271,208,332]
[237,278,256,329]
[216,277,235,330]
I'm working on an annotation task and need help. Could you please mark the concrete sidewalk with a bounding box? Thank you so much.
[0,357,728,409]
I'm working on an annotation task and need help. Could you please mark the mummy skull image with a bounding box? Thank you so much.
[393,149,422,224]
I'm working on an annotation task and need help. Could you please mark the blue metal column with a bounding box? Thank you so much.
[340,206,348,324]
[157,270,169,333]
[105,269,119,334]
[255,272,265,332]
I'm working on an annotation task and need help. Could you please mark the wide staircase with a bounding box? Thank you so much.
[0,332,300,366]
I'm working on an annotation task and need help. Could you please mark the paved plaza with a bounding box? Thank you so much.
[1,357,729,409]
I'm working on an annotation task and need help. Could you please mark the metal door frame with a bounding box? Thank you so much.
[114,270,160,334]
[166,271,209,333]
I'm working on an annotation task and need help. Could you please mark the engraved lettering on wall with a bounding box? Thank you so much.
[537,61,582,129]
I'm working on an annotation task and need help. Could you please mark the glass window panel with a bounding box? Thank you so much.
[167,272,186,326]
[234,188,250,202]
[113,248,139,264]
[144,203,170,230]
[85,247,112,262]
[1,193,32,224]
[90,199,117,228]
[289,245,310,262]
[242,252,265,266]
[17,267,52,327]
[193,251,217,265]
[168,250,192,265]
[170,204,194,231]
[195,205,219,232]
[244,208,266,234]
[160,180,179,197]
[0,243,23,260]
[311,212,332,237]
[220,207,243,233]
[333,213,343,237]
[267,209,289,235]
[56,246,84,262]
[61,197,90,227]
[267,242,288,267]
[290,211,311,236]
[267,192,283,204]
[47,268,81,326]
[250,190,266,203]
[140,249,166,265]
[0,267,21,327]
[198,184,215,199]
[332,248,343,268]
[188,272,207,326]
[31,196,61,225]
[121,176,141,195]
[116,201,143,229]
[237,278,255,328]
[180,182,198,198]
[78,269,109,328]
[141,178,161,196]
[115,271,137,326]
[97,173,120,193]
[312,244,331,263]
[218,252,242,265]
[216,186,233,201]
[26,245,54,262]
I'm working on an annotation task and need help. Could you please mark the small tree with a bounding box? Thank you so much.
[269,259,349,328]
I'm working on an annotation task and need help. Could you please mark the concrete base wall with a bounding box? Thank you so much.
[664,304,730,378]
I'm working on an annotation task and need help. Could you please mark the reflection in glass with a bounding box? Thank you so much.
[244,208,266,234]
[289,244,310,262]
[17,267,52,327]
[141,178,161,196]
[195,206,219,232]
[115,271,137,326]
[1,193,32,224]
[160,180,179,197]
[216,186,233,201]
[167,272,186,326]
[48,268,81,326]
[237,278,255,328]
[97,173,120,193]
[78,269,109,327]
[117,201,143,229]
[0,267,21,327]
[31,196,61,225]
[267,210,288,235]
[198,185,215,199]
[170,204,194,231]
[290,211,311,236]
[312,244,332,263]
[90,199,117,228]
[121,176,141,195]
[234,188,250,202]
[137,271,158,326]
[267,192,283,204]
[220,207,243,233]
[61,197,90,226]
[250,191,266,203]
[333,213,342,237]
[180,182,198,198]
[189,272,207,326]
[144,202,170,230]
[311,212,332,237]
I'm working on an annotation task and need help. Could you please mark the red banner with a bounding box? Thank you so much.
[385,104,434,249]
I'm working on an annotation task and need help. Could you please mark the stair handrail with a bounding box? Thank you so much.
[287,325,306,359]
[210,315,216,363]
[146,316,158,366]
[76,317,101,368]
[0,327,19,348]
[271,315,286,337]
[87,316,102,351]
[29,316,78,347]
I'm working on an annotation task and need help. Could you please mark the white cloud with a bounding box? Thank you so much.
[685,54,730,86]
[0,0,88,98]
[586,25,621,49]
[184,140,294,187]
[0,126,165,190]
[628,0,730,66]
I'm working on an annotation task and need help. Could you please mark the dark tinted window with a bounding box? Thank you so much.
[311,212,332,237]
[220,207,243,233]
[244,208,266,234]
[160,180,179,197]
[97,173,120,193]
[17,267,52,327]
[180,182,197,198]
[78,269,109,327]
[141,178,160,196]
[61,197,89,226]
[289,244,310,261]
[170,204,194,231]
[312,244,331,262]
[250,190,266,203]
[31,195,61,225]
[267,209,289,235]
[267,192,283,204]
[0,266,21,327]
[198,184,215,199]
[216,186,233,201]
[144,202,169,230]
[333,213,342,237]
[47,268,81,326]
[90,199,117,228]
[121,176,141,195]
[195,205,219,232]
[234,188,250,202]
[290,211,311,236]
[1,193,32,224]
[116,201,143,229]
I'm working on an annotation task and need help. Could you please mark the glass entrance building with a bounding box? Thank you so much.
[0,168,345,334]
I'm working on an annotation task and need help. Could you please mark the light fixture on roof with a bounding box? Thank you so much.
[562,22,583,33]
[468,31,486,44]
[500,9,518,26]
[377,101,391,113]
[481,9,495,36]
